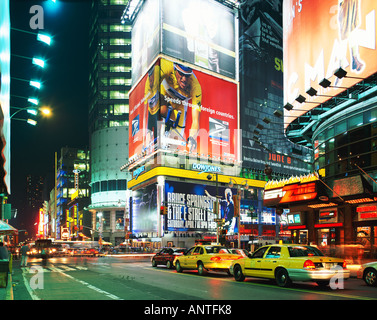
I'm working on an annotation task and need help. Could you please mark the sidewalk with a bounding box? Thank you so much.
[0,272,13,300]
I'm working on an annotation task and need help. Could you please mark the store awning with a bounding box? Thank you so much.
[0,220,18,236]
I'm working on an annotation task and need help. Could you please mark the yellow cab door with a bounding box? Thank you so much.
[259,246,281,279]
[244,246,269,277]
[182,247,196,268]
[187,246,202,268]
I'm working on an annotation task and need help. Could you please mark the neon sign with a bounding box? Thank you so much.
[264,181,318,206]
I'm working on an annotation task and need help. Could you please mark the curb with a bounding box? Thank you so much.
[4,273,13,300]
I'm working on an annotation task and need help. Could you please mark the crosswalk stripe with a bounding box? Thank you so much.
[21,264,87,273]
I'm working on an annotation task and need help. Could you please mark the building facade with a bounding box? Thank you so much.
[56,147,90,239]
[264,0,377,262]
[88,0,131,245]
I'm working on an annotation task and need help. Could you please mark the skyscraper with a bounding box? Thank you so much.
[88,0,131,245]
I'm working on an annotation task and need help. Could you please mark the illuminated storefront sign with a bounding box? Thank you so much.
[264,181,317,206]
[191,163,221,173]
[318,208,338,224]
[133,165,146,180]
[357,203,377,220]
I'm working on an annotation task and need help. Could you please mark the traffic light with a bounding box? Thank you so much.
[160,206,167,215]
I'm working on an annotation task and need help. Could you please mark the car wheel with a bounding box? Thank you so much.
[152,259,157,267]
[176,260,183,273]
[364,268,377,287]
[197,262,207,276]
[275,268,292,287]
[233,265,245,282]
[166,260,172,269]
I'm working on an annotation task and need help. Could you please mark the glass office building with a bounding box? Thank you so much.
[88,0,131,245]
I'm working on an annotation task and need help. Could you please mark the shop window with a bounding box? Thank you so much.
[115,211,124,230]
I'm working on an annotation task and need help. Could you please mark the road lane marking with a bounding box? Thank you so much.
[58,271,123,300]
[149,267,376,300]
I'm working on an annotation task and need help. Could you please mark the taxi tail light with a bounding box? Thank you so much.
[210,256,222,262]
[303,260,316,269]
[342,261,347,269]
[237,256,243,259]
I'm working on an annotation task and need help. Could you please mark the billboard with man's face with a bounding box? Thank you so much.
[283,0,377,127]
[129,57,239,163]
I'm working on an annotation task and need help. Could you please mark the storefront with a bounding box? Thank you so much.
[125,163,267,249]
[263,172,377,260]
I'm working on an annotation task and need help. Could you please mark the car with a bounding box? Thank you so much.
[229,248,250,257]
[151,248,186,269]
[173,245,242,275]
[357,261,377,286]
[229,244,350,287]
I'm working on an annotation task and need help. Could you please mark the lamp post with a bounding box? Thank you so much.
[200,171,221,244]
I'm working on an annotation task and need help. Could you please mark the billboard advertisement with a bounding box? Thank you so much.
[129,57,239,162]
[165,181,239,234]
[0,1,10,194]
[239,0,310,175]
[131,184,158,234]
[283,0,377,126]
[131,0,160,86]
[131,0,236,85]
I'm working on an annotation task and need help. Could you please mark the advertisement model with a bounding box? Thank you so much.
[129,57,239,163]
[283,0,377,127]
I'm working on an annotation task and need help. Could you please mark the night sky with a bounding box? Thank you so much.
[9,0,91,233]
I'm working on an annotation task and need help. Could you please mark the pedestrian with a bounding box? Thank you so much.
[20,242,30,267]
[0,242,9,261]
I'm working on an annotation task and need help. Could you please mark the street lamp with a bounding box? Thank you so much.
[10,106,51,119]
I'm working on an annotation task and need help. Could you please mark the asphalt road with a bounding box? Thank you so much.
[9,255,377,312]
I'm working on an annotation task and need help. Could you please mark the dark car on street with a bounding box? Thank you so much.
[151,247,186,269]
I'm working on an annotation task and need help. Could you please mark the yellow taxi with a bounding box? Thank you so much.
[174,245,242,275]
[229,244,350,287]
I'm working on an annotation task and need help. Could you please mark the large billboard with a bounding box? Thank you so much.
[129,57,239,163]
[283,0,377,126]
[131,184,158,234]
[165,181,239,234]
[131,0,236,85]
[0,1,10,194]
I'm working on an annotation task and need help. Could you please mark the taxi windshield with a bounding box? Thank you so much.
[288,246,324,257]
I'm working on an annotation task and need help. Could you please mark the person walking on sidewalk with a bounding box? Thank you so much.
[20,243,30,267]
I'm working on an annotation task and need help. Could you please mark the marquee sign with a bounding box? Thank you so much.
[264,174,319,207]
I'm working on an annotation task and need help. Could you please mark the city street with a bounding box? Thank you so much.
[9,255,377,302]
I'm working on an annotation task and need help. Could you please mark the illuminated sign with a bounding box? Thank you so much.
[319,208,338,224]
[357,203,377,220]
[264,181,318,206]
[131,0,236,85]
[38,209,44,235]
[268,153,292,164]
[133,165,146,180]
[129,57,239,163]
[0,1,10,193]
[191,163,221,174]
[283,0,377,128]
